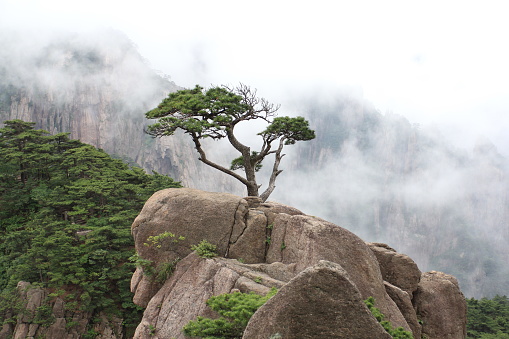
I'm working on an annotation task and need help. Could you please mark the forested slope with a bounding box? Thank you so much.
[0,120,181,337]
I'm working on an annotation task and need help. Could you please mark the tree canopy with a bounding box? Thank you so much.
[145,84,315,201]
[467,295,509,338]
[0,119,181,335]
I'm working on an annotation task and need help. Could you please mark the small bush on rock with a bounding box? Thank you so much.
[364,297,414,339]
[183,288,277,338]
[191,240,218,258]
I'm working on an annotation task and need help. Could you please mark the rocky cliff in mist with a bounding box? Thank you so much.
[1,28,508,298]
[273,96,509,298]
[128,188,466,338]
[0,28,238,193]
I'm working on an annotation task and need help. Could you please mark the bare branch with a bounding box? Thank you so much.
[191,134,250,187]
[260,138,286,202]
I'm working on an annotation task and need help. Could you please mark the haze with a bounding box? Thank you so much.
[1,0,508,154]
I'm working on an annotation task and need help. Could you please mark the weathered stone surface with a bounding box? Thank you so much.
[131,268,162,308]
[133,253,290,339]
[52,297,65,318]
[16,281,46,322]
[131,188,247,305]
[243,260,392,339]
[129,189,467,339]
[266,214,410,330]
[13,323,29,339]
[92,313,124,339]
[257,201,304,225]
[0,323,13,339]
[132,188,245,264]
[368,242,421,295]
[8,282,122,339]
[228,209,267,263]
[384,281,422,339]
[414,271,467,339]
[45,318,68,339]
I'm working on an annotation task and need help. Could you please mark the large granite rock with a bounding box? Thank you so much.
[266,214,409,330]
[368,242,422,296]
[243,260,392,339]
[414,271,467,339]
[384,281,422,339]
[131,188,247,306]
[130,189,467,339]
[131,188,246,265]
[133,253,293,339]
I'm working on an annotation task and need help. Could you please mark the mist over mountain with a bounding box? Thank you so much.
[1,28,508,298]
[0,28,237,193]
[273,94,509,298]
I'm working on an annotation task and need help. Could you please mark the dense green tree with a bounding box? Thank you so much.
[467,295,509,338]
[0,119,181,334]
[145,84,315,201]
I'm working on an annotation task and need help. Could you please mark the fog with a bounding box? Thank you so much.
[2,1,509,154]
[2,1,509,297]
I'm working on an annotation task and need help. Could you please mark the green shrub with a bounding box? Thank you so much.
[191,240,217,258]
[0,120,182,335]
[467,295,509,338]
[33,304,56,327]
[143,232,185,249]
[364,297,413,339]
[183,288,277,338]
[155,258,181,283]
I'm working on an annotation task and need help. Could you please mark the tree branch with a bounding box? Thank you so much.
[260,138,286,202]
[190,134,250,187]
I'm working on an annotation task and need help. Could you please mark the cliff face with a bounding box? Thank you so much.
[129,188,466,339]
[0,29,240,194]
[1,282,123,339]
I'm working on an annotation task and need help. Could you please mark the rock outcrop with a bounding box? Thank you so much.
[0,29,242,196]
[414,271,467,339]
[243,260,393,339]
[367,243,422,296]
[0,282,122,339]
[130,188,467,339]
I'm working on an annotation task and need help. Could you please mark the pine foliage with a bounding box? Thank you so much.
[183,288,277,339]
[0,119,181,334]
[467,295,509,338]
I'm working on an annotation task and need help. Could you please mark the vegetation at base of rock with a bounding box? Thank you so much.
[466,295,509,338]
[183,288,277,338]
[145,83,315,201]
[191,240,218,258]
[364,297,414,339]
[0,119,182,335]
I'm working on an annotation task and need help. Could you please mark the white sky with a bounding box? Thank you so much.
[2,0,509,153]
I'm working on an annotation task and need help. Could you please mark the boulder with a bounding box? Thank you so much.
[133,253,293,339]
[129,189,467,339]
[228,209,268,263]
[131,188,246,264]
[413,271,467,339]
[368,242,421,296]
[384,281,422,339]
[266,214,410,330]
[243,260,392,339]
[131,188,247,304]
[131,190,305,307]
